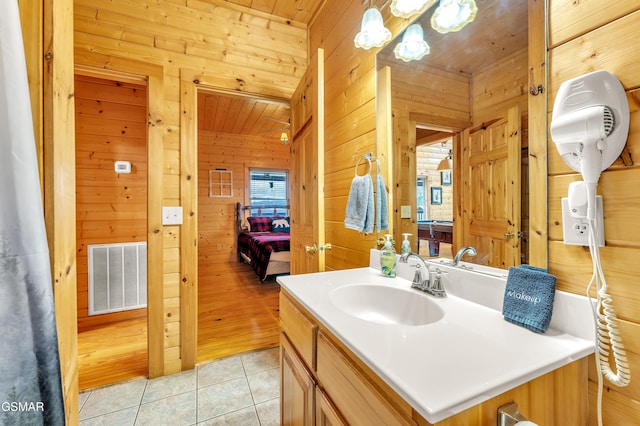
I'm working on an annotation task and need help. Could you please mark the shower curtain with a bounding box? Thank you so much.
[0,3,65,425]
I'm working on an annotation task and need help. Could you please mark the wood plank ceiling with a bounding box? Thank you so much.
[198,92,291,140]
[204,0,322,25]
[200,0,528,143]
[377,0,529,75]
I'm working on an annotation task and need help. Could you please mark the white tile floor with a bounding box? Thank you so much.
[78,347,280,426]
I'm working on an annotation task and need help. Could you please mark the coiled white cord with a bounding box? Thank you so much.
[586,217,630,426]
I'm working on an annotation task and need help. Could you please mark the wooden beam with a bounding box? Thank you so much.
[527,0,548,268]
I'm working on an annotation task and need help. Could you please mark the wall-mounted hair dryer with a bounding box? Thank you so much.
[551,70,631,426]
[550,70,629,219]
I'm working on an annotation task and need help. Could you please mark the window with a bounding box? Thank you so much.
[249,170,288,216]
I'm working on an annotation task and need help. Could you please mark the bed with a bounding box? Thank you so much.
[236,202,290,281]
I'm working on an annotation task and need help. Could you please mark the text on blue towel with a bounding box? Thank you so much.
[506,290,542,305]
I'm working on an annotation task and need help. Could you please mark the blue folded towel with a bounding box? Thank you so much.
[344,175,374,233]
[502,265,556,333]
[375,172,388,231]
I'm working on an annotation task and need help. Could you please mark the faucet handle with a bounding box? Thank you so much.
[428,268,447,297]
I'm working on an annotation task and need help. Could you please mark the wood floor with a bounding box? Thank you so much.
[198,261,280,362]
[77,261,281,390]
[77,315,147,390]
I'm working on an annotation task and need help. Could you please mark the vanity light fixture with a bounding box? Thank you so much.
[437,149,453,170]
[280,132,289,144]
[354,5,392,50]
[431,0,478,34]
[393,23,430,62]
[390,0,436,19]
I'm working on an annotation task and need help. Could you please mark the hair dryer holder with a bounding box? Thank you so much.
[550,70,629,179]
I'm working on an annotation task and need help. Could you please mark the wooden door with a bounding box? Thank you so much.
[316,387,347,426]
[290,48,325,274]
[281,335,315,426]
[460,105,521,268]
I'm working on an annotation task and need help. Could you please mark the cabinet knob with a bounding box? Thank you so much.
[320,243,332,252]
[305,243,318,254]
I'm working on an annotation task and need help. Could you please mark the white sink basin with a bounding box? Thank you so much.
[330,284,444,326]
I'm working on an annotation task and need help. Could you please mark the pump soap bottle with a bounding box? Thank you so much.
[401,233,412,254]
[380,234,397,278]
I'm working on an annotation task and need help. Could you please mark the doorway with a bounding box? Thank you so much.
[415,132,454,259]
[74,74,149,389]
[196,91,290,363]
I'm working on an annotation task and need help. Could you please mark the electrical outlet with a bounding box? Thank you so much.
[162,206,183,225]
[561,197,604,246]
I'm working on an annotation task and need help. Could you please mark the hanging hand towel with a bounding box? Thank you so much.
[375,161,389,231]
[344,174,374,233]
[502,265,556,333]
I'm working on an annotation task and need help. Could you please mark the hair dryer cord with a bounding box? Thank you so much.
[587,219,630,426]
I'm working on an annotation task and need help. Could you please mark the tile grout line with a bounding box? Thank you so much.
[133,378,149,426]
[195,363,199,424]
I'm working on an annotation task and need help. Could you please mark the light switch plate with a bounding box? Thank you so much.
[162,206,183,225]
[561,196,604,246]
[400,205,411,219]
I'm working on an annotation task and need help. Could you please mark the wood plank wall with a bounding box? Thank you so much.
[383,61,471,250]
[33,0,637,421]
[75,75,148,330]
[471,47,529,134]
[197,127,290,269]
[21,0,79,422]
[74,0,306,375]
[376,47,528,253]
[547,1,640,423]
[309,1,403,271]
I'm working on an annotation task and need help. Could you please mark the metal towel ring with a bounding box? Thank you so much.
[355,154,372,177]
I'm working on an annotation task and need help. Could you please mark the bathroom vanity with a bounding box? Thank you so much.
[277,251,594,425]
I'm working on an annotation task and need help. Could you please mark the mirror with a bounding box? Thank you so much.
[376,0,532,269]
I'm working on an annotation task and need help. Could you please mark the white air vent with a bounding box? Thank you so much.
[88,242,147,315]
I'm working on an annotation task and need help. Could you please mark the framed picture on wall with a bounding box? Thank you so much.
[441,170,452,186]
[431,187,442,205]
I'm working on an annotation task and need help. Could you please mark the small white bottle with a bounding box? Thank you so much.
[380,234,397,278]
[401,233,412,254]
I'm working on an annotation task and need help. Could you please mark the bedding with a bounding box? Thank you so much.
[236,203,291,281]
[237,231,290,281]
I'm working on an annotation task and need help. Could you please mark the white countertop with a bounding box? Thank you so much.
[277,251,594,423]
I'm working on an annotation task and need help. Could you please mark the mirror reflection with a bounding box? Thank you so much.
[376,0,531,269]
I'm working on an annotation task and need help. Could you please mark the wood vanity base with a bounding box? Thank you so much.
[279,289,588,425]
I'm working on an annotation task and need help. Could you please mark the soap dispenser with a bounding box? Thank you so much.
[380,234,397,278]
[401,233,412,254]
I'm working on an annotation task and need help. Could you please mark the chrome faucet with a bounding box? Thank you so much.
[452,246,477,266]
[399,252,446,297]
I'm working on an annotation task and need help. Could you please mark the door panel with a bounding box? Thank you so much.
[461,105,521,268]
[290,49,325,274]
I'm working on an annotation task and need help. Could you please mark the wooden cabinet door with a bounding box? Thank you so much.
[289,48,325,274]
[281,333,315,426]
[316,386,347,426]
[460,105,521,268]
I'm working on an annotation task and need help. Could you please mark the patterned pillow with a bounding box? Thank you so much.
[271,216,290,233]
[247,216,272,232]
